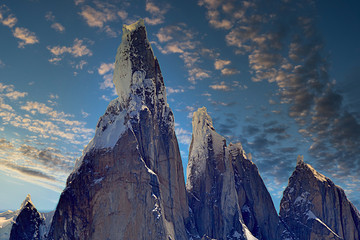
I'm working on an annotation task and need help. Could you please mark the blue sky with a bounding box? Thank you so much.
[0,0,359,212]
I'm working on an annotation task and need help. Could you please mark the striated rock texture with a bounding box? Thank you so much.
[10,194,43,240]
[48,19,191,240]
[186,107,255,240]
[280,156,360,240]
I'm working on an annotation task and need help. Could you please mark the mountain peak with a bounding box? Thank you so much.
[113,18,159,106]
[122,18,145,35]
[294,157,328,183]
[192,107,215,132]
[296,154,304,165]
[20,194,33,209]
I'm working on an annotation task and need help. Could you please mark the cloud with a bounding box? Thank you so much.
[80,5,115,28]
[75,60,87,70]
[45,11,55,21]
[81,109,89,118]
[0,83,95,191]
[51,23,65,33]
[0,5,38,48]
[144,0,170,26]
[100,74,114,89]
[47,38,92,61]
[74,0,85,5]
[214,59,231,70]
[0,160,56,181]
[0,138,14,149]
[1,14,17,27]
[0,97,13,111]
[101,95,110,101]
[48,57,62,63]
[4,90,28,100]
[175,127,192,145]
[221,68,240,75]
[97,63,115,90]
[166,87,184,95]
[209,81,230,91]
[78,2,127,37]
[12,27,39,48]
[153,24,212,84]
[214,59,239,75]
[98,63,114,75]
[188,68,211,83]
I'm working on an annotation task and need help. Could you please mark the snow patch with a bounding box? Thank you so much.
[85,98,127,151]
[242,224,258,240]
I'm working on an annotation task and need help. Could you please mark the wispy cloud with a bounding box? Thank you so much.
[45,11,65,33]
[144,0,170,26]
[209,81,230,91]
[0,5,39,48]
[214,59,240,75]
[0,83,94,192]
[98,62,115,90]
[78,2,128,37]
[12,27,39,48]
[175,127,192,145]
[166,87,184,95]
[47,38,92,63]
[153,24,212,84]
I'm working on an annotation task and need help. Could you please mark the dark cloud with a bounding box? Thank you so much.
[263,120,278,127]
[243,125,260,136]
[0,160,56,181]
[264,125,288,134]
[279,147,298,153]
[0,138,14,149]
[19,144,72,172]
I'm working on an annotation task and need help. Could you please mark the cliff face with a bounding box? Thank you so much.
[186,107,287,240]
[10,195,43,240]
[48,19,190,240]
[280,156,360,240]
[229,143,291,240]
[186,107,247,240]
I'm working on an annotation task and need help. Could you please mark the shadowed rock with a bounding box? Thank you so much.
[280,156,360,240]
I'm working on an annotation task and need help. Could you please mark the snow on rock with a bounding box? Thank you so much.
[85,98,127,151]
[242,224,258,240]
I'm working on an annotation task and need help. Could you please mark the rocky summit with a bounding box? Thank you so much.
[280,156,360,240]
[47,19,191,240]
[9,195,43,240]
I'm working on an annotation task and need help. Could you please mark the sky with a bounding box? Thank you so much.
[0,0,360,212]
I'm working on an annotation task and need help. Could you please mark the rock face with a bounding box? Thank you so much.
[280,156,360,240]
[10,194,43,240]
[48,19,191,240]
[187,107,258,239]
[186,107,291,240]
[229,143,291,240]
